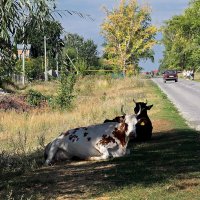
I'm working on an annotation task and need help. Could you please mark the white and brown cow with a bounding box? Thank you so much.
[44,108,141,165]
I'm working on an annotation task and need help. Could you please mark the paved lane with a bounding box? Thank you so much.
[152,78,200,131]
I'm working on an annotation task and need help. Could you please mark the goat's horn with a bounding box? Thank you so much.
[133,98,136,104]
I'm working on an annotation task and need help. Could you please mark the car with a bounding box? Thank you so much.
[163,70,178,83]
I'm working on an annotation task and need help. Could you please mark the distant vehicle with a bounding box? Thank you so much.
[163,70,178,83]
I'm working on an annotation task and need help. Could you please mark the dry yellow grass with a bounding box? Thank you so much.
[1,75,199,200]
[0,76,152,153]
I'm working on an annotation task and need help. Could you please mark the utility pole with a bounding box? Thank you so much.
[22,43,25,85]
[44,36,48,81]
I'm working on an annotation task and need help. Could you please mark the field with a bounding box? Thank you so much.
[0,76,200,199]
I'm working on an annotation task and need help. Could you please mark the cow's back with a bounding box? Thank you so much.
[64,122,119,159]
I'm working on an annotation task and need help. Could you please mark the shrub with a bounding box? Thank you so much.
[15,57,43,81]
[55,69,76,110]
[26,89,47,107]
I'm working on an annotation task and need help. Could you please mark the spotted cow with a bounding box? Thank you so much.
[44,107,141,165]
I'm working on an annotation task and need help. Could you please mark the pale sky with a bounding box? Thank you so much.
[56,0,190,71]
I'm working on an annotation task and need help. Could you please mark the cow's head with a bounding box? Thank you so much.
[133,99,153,117]
[120,104,143,138]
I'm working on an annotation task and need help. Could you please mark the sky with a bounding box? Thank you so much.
[56,0,190,72]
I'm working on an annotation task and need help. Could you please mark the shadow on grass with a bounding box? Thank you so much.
[0,129,200,199]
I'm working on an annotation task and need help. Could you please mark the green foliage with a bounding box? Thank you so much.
[55,69,76,110]
[101,0,157,76]
[0,0,55,55]
[16,20,63,59]
[15,57,44,81]
[0,0,57,82]
[26,89,47,106]
[63,33,99,72]
[160,0,200,71]
[75,59,88,75]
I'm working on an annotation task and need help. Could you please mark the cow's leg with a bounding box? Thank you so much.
[45,136,64,165]
[110,147,128,158]
[45,143,58,165]
[88,146,110,161]
[54,148,70,161]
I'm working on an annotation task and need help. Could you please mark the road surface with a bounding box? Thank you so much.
[152,78,200,131]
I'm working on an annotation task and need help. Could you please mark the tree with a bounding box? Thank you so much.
[18,20,63,58]
[159,15,189,71]
[63,33,99,74]
[0,0,56,84]
[160,0,200,72]
[101,0,157,76]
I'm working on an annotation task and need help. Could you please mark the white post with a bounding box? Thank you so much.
[22,44,25,85]
[56,52,59,77]
[22,8,25,85]
[44,36,48,81]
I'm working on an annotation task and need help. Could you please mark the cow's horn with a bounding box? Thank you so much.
[137,104,142,116]
[145,99,148,104]
[121,105,126,115]
[133,98,136,104]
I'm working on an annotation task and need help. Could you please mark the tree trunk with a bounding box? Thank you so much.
[122,60,126,77]
[122,66,126,77]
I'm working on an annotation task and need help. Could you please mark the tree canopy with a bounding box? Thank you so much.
[0,0,56,50]
[101,0,157,76]
[160,0,200,72]
[0,0,56,82]
[63,33,99,74]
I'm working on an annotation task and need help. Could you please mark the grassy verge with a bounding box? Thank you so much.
[94,81,200,200]
[0,77,200,199]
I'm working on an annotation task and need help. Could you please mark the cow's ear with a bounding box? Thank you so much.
[147,105,153,110]
[119,116,125,123]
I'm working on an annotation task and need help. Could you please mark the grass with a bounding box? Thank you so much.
[194,72,200,82]
[0,76,200,199]
[86,81,200,200]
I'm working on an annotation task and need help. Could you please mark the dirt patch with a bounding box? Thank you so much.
[166,179,200,192]
[0,94,32,112]
[152,119,173,133]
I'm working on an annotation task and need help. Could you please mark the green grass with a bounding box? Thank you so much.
[0,78,200,199]
[89,81,200,200]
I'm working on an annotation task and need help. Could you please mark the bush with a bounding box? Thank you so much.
[55,69,76,110]
[26,89,47,107]
[15,57,44,81]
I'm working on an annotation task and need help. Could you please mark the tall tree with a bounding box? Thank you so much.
[16,20,63,58]
[160,0,200,72]
[101,0,157,76]
[63,33,99,74]
[159,15,189,71]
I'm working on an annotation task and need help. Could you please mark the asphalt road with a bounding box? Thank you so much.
[152,77,200,131]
